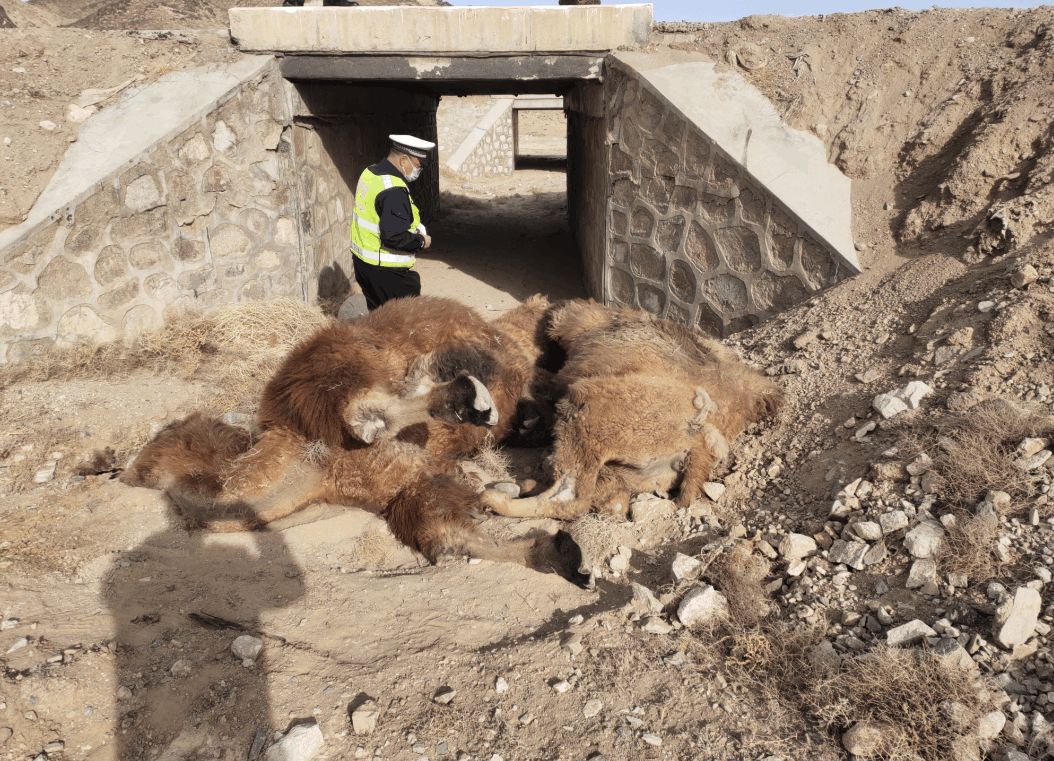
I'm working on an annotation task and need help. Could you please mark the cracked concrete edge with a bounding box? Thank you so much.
[0,55,275,257]
[610,51,860,275]
[229,4,654,55]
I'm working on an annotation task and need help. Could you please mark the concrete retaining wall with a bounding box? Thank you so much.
[0,59,304,362]
[602,54,858,335]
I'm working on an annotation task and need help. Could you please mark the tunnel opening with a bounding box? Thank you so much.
[286,75,604,317]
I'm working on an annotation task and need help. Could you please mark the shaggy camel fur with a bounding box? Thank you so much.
[122,295,589,586]
[481,300,783,520]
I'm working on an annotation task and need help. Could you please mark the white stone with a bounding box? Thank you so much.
[853,521,883,541]
[551,679,571,693]
[5,637,28,654]
[842,721,887,756]
[39,120,57,131]
[670,553,702,581]
[124,174,162,212]
[66,103,95,123]
[978,300,996,312]
[677,585,729,627]
[872,392,908,419]
[885,619,936,647]
[903,521,944,559]
[905,558,937,590]
[169,659,193,677]
[1018,437,1048,458]
[350,701,379,735]
[778,533,817,561]
[1017,449,1052,471]
[976,710,1006,740]
[702,482,725,501]
[33,462,56,484]
[582,699,603,719]
[993,587,1041,648]
[879,510,909,534]
[433,687,456,704]
[0,291,38,332]
[640,616,673,635]
[828,539,868,570]
[630,582,662,613]
[265,721,324,761]
[641,733,662,747]
[901,381,932,408]
[494,676,509,694]
[231,635,263,661]
[213,120,237,152]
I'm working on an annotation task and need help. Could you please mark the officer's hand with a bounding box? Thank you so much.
[423,234,432,249]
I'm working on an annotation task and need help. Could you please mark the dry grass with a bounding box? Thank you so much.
[938,507,1001,579]
[567,512,635,572]
[713,624,993,761]
[711,542,773,626]
[0,300,330,413]
[806,647,992,761]
[915,398,1053,510]
[342,526,395,570]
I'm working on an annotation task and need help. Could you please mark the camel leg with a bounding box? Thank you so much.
[385,473,592,587]
[675,423,730,507]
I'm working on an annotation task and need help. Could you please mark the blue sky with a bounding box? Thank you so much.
[449,1,1043,23]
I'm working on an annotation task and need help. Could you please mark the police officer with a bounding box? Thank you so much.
[350,134,435,311]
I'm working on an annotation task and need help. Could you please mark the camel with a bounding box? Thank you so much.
[479,300,783,520]
[122,295,591,586]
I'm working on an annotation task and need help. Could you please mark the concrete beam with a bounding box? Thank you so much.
[230,5,653,54]
[512,95,564,110]
[279,54,604,89]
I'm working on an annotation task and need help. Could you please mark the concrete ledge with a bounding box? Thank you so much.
[230,5,653,54]
[612,51,859,274]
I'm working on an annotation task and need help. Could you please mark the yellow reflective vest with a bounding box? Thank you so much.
[350,168,422,268]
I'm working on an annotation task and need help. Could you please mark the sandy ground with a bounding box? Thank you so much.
[3,7,1054,761]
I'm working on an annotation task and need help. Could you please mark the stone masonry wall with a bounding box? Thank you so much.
[605,65,849,336]
[0,63,302,362]
[443,97,515,178]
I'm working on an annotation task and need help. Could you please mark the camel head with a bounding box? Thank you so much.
[428,373,500,428]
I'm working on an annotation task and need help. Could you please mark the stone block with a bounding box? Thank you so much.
[56,305,116,345]
[93,246,128,287]
[124,174,164,212]
[210,224,253,259]
[36,257,92,300]
[99,279,140,311]
[129,241,170,270]
[0,290,40,335]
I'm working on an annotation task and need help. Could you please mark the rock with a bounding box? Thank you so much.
[433,687,457,705]
[853,521,883,541]
[873,382,933,419]
[116,686,133,700]
[629,496,675,522]
[993,587,1041,648]
[906,558,938,590]
[828,540,868,570]
[1016,449,1051,471]
[5,637,28,654]
[1011,264,1039,288]
[842,721,888,756]
[676,585,729,627]
[778,533,817,561]
[807,641,841,675]
[213,120,237,152]
[855,367,883,384]
[872,392,909,419]
[641,733,662,747]
[39,120,57,131]
[976,710,1006,739]
[33,462,56,484]
[265,721,324,761]
[906,453,932,476]
[671,552,702,581]
[551,678,571,693]
[862,541,888,567]
[43,741,64,753]
[702,482,726,501]
[582,699,603,719]
[792,329,819,350]
[1017,437,1048,458]
[886,619,937,647]
[879,510,909,534]
[169,659,193,678]
[977,300,996,312]
[640,616,673,635]
[609,552,630,574]
[350,701,379,735]
[630,582,662,613]
[903,521,944,558]
[932,638,978,675]
[494,676,509,694]
[231,635,263,662]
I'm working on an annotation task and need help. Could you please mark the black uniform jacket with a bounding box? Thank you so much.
[370,159,425,253]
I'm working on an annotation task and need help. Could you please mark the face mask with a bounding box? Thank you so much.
[406,163,422,182]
